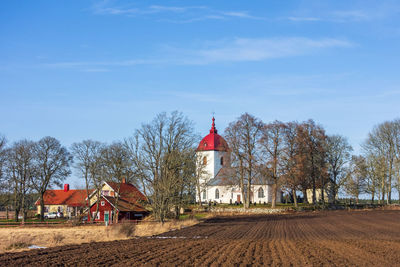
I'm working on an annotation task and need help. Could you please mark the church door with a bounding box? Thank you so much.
[237,195,241,203]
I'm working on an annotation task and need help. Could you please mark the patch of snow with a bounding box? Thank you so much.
[28,245,47,249]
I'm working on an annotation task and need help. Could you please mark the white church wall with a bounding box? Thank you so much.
[198,184,281,204]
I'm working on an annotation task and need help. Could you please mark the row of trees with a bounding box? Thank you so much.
[345,119,400,204]
[0,136,71,222]
[224,113,353,209]
[1,113,399,222]
[0,112,198,223]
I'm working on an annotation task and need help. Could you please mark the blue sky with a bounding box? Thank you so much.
[1,0,400,187]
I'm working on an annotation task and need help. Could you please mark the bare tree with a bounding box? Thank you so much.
[225,113,263,209]
[326,135,353,204]
[101,142,134,223]
[71,140,104,221]
[260,121,286,208]
[194,153,209,206]
[296,120,328,205]
[364,154,384,204]
[0,135,6,182]
[344,155,367,204]
[127,111,196,223]
[5,140,36,223]
[363,120,398,204]
[281,122,301,208]
[0,135,12,220]
[31,137,72,221]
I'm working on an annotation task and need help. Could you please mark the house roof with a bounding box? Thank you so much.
[103,196,147,212]
[35,189,89,207]
[106,181,148,202]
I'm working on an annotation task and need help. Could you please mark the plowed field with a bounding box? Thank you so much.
[1,210,400,266]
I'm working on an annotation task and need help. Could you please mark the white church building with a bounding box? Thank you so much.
[196,117,281,204]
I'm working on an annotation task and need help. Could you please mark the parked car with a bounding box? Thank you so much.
[44,212,58,219]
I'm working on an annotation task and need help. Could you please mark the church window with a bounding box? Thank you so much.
[258,187,265,198]
[220,157,223,166]
[215,189,220,199]
[202,190,206,200]
[203,156,207,165]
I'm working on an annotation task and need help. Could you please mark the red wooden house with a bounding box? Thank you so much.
[88,180,148,223]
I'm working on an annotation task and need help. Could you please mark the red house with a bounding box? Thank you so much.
[35,184,88,218]
[88,180,148,223]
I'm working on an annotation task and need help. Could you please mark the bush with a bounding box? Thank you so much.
[6,242,30,250]
[52,233,65,244]
[115,223,135,237]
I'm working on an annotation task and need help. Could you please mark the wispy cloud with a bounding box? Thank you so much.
[287,2,400,23]
[183,37,353,64]
[166,92,228,103]
[41,37,353,70]
[287,17,321,22]
[91,1,264,22]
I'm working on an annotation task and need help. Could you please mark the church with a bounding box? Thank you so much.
[196,117,281,204]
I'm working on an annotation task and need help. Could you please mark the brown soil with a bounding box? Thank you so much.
[1,210,400,266]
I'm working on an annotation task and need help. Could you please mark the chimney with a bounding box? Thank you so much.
[64,184,69,192]
[122,178,126,184]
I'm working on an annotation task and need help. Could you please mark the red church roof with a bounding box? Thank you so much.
[197,117,229,152]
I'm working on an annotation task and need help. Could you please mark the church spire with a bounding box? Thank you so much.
[210,117,218,134]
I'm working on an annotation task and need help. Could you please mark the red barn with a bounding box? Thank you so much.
[88,180,148,223]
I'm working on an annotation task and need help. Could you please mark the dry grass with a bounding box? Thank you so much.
[0,219,201,253]
[0,225,130,253]
[134,219,199,237]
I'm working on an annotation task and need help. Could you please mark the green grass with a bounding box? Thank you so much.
[179,213,208,220]
[0,217,67,224]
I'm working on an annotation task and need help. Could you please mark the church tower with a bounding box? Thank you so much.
[196,117,229,201]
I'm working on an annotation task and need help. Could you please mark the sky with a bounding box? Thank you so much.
[1,0,400,187]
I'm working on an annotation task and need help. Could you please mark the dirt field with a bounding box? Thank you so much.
[1,210,400,266]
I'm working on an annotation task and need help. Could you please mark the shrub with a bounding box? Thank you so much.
[52,233,65,244]
[6,242,30,250]
[114,223,135,237]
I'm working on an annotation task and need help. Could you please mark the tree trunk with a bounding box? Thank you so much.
[86,186,93,221]
[245,182,251,209]
[292,188,298,208]
[302,189,308,204]
[21,193,25,224]
[6,206,9,220]
[271,183,277,208]
[40,192,45,222]
[196,181,202,207]
[321,187,325,204]
[14,209,19,223]
[312,178,316,205]
[371,192,375,205]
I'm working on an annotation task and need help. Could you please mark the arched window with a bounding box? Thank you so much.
[215,188,220,199]
[220,157,224,166]
[203,156,207,165]
[202,190,206,200]
[258,187,265,198]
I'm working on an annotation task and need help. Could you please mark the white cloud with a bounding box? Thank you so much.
[183,37,353,64]
[41,37,353,69]
[287,17,321,22]
[91,1,264,22]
